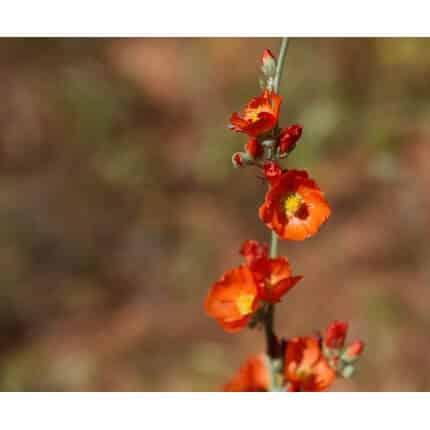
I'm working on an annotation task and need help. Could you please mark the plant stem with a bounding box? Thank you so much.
[273,38,289,94]
[264,231,278,358]
[270,231,278,258]
[264,37,290,391]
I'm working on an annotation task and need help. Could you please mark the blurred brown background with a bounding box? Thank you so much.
[0,38,429,391]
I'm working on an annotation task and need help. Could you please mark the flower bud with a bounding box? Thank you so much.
[342,340,365,362]
[325,320,348,349]
[245,137,263,159]
[232,151,255,168]
[263,161,283,185]
[240,240,268,263]
[279,124,303,154]
[232,152,245,168]
[261,49,276,78]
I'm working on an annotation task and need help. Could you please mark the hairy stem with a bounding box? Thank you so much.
[264,37,290,391]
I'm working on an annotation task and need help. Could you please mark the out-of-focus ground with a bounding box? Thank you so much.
[0,38,429,391]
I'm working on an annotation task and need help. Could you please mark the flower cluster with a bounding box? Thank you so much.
[205,240,302,332]
[224,321,364,392]
[205,45,364,392]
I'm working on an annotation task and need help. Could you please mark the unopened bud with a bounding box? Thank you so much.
[240,239,268,262]
[232,151,254,168]
[342,340,365,363]
[325,320,348,349]
[279,124,303,154]
[245,137,263,159]
[263,161,283,185]
[232,152,245,168]
[261,49,276,78]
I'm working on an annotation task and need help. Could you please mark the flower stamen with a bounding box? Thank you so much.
[236,294,255,315]
[283,193,304,216]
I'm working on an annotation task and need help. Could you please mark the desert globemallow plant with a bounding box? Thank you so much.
[204,39,364,392]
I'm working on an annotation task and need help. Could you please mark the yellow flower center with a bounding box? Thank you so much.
[246,106,267,123]
[269,273,281,287]
[247,110,260,122]
[236,294,255,315]
[297,365,312,380]
[264,273,282,290]
[283,193,303,216]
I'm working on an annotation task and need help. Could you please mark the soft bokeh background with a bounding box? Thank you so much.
[0,38,429,391]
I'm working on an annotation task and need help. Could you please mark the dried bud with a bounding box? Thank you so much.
[261,49,276,78]
[245,137,263,159]
[325,320,348,349]
[279,124,303,154]
[263,161,283,185]
[342,340,365,362]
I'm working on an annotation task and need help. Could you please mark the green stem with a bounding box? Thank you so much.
[264,37,290,391]
[273,38,289,94]
[270,231,278,258]
[265,232,278,358]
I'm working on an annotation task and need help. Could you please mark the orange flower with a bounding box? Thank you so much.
[325,320,348,349]
[284,336,336,392]
[230,90,282,137]
[205,265,260,332]
[240,240,302,303]
[255,257,302,304]
[223,354,269,392]
[259,170,331,241]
